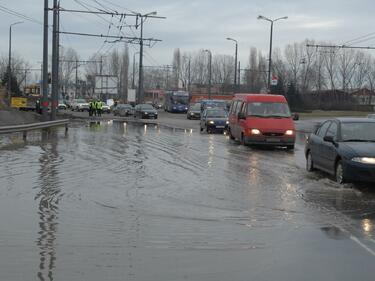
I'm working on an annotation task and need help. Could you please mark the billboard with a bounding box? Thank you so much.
[94,75,118,98]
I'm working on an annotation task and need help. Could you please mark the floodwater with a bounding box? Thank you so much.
[0,121,374,281]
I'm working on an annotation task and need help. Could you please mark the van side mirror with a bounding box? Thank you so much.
[292,113,299,121]
[238,112,246,119]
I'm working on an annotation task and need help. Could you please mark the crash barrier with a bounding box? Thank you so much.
[0,119,69,140]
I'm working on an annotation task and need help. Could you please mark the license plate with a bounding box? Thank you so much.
[216,126,225,129]
[266,138,280,142]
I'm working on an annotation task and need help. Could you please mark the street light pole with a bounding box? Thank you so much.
[204,50,212,100]
[257,15,288,92]
[7,21,23,105]
[226,38,238,89]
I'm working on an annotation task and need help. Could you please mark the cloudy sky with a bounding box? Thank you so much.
[1,0,375,69]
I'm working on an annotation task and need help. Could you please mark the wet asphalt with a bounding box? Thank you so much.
[0,119,374,281]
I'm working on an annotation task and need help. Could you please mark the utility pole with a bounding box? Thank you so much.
[188,58,191,93]
[51,0,59,120]
[138,15,145,104]
[75,59,78,99]
[204,50,212,99]
[238,61,241,87]
[8,21,23,105]
[42,0,49,120]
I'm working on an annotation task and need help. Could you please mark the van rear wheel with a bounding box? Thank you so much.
[228,129,235,140]
[240,133,245,146]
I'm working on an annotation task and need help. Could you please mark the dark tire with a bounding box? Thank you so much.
[240,133,245,146]
[200,126,203,132]
[306,151,315,172]
[335,160,345,184]
[228,128,235,140]
[286,145,295,150]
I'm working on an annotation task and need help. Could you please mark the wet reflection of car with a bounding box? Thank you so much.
[200,108,229,134]
[113,104,134,117]
[187,103,201,120]
[305,118,375,184]
[134,104,158,119]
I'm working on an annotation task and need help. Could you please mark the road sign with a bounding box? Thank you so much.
[271,75,278,86]
[11,97,27,108]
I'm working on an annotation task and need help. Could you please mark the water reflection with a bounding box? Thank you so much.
[362,219,373,236]
[321,226,348,240]
[35,131,61,281]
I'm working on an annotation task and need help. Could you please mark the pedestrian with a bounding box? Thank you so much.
[89,100,94,116]
[96,100,102,117]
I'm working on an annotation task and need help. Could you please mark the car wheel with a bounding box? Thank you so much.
[306,151,315,172]
[240,133,245,145]
[335,160,345,184]
[200,126,203,132]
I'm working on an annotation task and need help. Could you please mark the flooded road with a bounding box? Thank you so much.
[0,121,374,281]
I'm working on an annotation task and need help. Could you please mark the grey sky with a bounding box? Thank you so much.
[1,0,375,69]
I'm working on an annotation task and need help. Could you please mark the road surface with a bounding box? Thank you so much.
[0,120,374,281]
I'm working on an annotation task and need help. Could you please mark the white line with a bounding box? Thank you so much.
[350,235,375,257]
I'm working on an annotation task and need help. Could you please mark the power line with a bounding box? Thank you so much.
[307,44,375,50]
[0,4,42,25]
[343,31,375,46]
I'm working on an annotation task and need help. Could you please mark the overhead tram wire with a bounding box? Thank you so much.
[342,31,375,46]
[0,5,42,25]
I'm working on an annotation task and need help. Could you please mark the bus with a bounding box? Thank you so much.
[164,91,190,113]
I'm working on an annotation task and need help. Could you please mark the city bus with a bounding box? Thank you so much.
[164,91,190,113]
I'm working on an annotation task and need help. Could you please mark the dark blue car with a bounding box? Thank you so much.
[305,118,375,184]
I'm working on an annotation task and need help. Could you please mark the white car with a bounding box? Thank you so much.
[101,104,111,113]
[71,99,90,112]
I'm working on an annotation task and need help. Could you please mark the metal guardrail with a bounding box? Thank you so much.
[0,119,69,139]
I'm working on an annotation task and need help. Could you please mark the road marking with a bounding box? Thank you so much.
[349,235,375,257]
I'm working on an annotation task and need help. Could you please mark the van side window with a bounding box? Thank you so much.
[235,102,242,115]
[241,102,247,114]
[229,101,235,113]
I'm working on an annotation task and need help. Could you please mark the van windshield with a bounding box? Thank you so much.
[247,102,291,118]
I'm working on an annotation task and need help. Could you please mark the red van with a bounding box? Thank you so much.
[228,94,296,149]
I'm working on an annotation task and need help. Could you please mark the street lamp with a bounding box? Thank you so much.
[257,15,287,92]
[226,37,238,89]
[204,49,212,100]
[138,11,157,104]
[8,21,23,104]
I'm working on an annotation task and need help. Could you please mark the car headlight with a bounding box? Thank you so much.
[208,120,215,125]
[226,121,229,124]
[250,129,261,135]
[285,130,294,136]
[190,112,194,115]
[352,157,375,165]
[144,112,148,114]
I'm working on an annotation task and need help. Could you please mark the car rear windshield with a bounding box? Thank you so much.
[191,104,201,110]
[247,102,291,117]
[141,104,154,110]
[341,122,375,141]
[206,109,227,118]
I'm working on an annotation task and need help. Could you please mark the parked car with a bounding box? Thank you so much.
[200,99,228,113]
[58,100,67,110]
[200,108,229,133]
[113,104,134,117]
[101,103,111,114]
[134,104,158,119]
[228,94,295,149]
[305,118,375,183]
[187,103,201,120]
[71,99,90,112]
